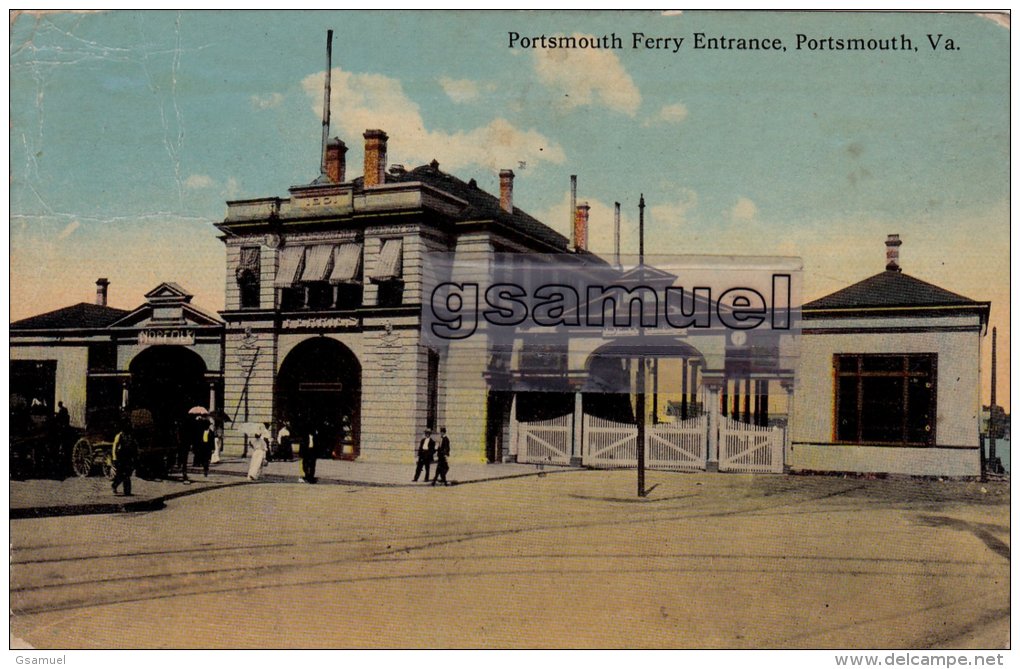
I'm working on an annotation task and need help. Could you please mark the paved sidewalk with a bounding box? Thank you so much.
[9,456,577,519]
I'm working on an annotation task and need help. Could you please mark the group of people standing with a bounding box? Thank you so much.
[414,427,451,486]
[112,416,454,493]
[111,413,220,495]
[244,421,319,484]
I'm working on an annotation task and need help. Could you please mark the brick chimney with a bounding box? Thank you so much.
[325,138,348,183]
[574,202,590,251]
[96,278,109,306]
[499,169,514,213]
[363,129,388,187]
[885,234,902,272]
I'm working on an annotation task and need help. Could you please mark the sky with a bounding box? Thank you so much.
[9,10,1010,409]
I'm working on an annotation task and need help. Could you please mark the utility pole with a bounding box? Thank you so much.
[988,326,998,473]
[636,194,647,497]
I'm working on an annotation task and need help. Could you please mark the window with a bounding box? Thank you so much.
[370,238,404,308]
[834,354,936,446]
[331,243,364,309]
[376,280,404,308]
[237,247,261,309]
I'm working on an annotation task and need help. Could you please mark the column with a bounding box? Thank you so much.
[782,380,795,473]
[742,378,752,424]
[121,380,130,408]
[208,382,217,412]
[508,393,518,460]
[680,358,689,419]
[705,378,722,472]
[571,390,584,466]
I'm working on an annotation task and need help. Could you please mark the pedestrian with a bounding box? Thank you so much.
[299,427,318,484]
[210,417,223,465]
[277,421,293,462]
[432,426,451,486]
[54,401,70,429]
[413,428,436,482]
[111,424,138,496]
[247,423,269,481]
[175,419,192,484]
[193,417,214,477]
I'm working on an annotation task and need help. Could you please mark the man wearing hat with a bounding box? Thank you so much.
[412,428,436,482]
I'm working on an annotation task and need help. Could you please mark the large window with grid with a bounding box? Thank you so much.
[834,353,937,446]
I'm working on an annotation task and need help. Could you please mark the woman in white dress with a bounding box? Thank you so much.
[246,424,269,480]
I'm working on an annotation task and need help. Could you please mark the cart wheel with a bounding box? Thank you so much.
[71,438,93,477]
[101,455,114,480]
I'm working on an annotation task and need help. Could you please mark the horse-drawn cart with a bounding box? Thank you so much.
[68,408,175,479]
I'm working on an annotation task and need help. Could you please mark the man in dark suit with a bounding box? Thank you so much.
[432,427,451,486]
[413,428,436,482]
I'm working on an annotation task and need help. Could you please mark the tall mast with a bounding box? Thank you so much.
[614,201,621,268]
[638,194,645,266]
[320,29,334,180]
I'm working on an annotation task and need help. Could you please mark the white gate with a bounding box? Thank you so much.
[584,415,638,468]
[647,415,708,471]
[517,413,573,465]
[718,415,785,473]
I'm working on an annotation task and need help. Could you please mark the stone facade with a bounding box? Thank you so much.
[216,131,573,463]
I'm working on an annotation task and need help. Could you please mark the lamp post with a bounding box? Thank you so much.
[636,194,647,497]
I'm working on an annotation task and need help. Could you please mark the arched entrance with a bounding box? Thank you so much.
[276,338,361,460]
[129,346,208,427]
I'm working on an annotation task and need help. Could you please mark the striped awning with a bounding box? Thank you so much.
[370,238,403,282]
[274,246,306,288]
[329,243,363,284]
[300,245,334,283]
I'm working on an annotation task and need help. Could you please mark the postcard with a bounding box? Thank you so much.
[9,10,1010,656]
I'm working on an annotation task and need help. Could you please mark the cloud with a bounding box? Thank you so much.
[302,68,565,172]
[646,102,689,126]
[222,177,241,199]
[977,13,1009,29]
[729,196,758,222]
[439,77,493,103]
[250,92,284,110]
[57,219,80,240]
[649,190,700,231]
[531,36,641,116]
[184,174,215,189]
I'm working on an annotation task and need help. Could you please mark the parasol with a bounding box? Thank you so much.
[238,422,267,437]
[188,406,210,416]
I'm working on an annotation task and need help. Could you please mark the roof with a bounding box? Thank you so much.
[10,303,130,331]
[803,270,988,313]
[385,161,571,251]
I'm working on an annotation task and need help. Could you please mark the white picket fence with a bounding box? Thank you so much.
[647,415,709,471]
[718,414,785,473]
[517,413,573,465]
[515,411,784,473]
[584,415,638,468]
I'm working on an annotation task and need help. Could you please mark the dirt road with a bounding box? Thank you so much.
[9,471,1010,648]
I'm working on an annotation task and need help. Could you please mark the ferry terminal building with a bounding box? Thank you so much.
[10,131,992,477]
